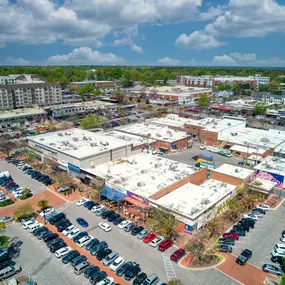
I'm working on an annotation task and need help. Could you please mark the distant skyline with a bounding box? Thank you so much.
[1,0,285,67]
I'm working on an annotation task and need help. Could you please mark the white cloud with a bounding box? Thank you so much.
[2,57,32,66]
[47,47,124,65]
[0,0,205,49]
[175,31,226,50]
[157,57,181,65]
[230,52,256,61]
[130,44,143,54]
[199,5,226,20]
[212,55,237,66]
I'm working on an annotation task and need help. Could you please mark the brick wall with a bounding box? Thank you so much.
[153,137,189,151]
[210,170,244,186]
[200,130,218,145]
[184,124,203,135]
[151,168,208,200]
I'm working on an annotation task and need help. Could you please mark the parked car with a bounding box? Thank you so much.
[102,252,119,266]
[76,218,89,228]
[76,198,89,206]
[85,238,99,251]
[223,232,239,240]
[73,231,88,243]
[101,210,115,220]
[55,247,71,258]
[97,277,115,285]
[218,245,232,253]
[99,222,112,232]
[256,204,270,211]
[150,236,164,248]
[90,271,107,285]
[118,220,131,229]
[158,240,173,252]
[90,241,108,256]
[84,266,100,279]
[110,256,124,271]
[62,250,80,264]
[74,260,91,275]
[236,249,252,265]
[67,228,81,239]
[96,248,112,261]
[92,205,104,213]
[143,233,157,243]
[70,255,87,267]
[137,230,149,240]
[113,217,126,226]
[170,248,186,262]
[107,214,120,223]
[50,241,67,253]
[125,223,137,233]
[131,226,144,236]
[116,261,133,277]
[262,264,283,276]
[125,263,141,281]
[133,272,147,285]
[233,224,250,233]
[230,229,246,237]
[62,225,75,236]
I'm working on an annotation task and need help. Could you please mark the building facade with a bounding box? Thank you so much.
[0,83,62,110]
[0,74,43,85]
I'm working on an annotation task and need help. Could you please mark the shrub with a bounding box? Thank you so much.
[19,193,33,200]
[0,236,9,248]
[0,199,14,207]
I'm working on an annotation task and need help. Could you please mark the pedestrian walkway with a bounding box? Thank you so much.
[162,248,177,281]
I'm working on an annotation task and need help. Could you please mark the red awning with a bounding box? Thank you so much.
[123,196,149,209]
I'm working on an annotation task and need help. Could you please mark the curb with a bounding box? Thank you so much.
[178,254,225,271]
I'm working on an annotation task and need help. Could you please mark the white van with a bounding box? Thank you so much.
[274,244,285,253]
[27,223,42,233]
[0,264,21,281]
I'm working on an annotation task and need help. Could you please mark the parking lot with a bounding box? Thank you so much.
[0,160,45,194]
[57,202,240,285]
[232,201,285,268]
[165,143,241,167]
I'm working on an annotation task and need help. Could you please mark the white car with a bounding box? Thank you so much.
[150,236,164,247]
[243,214,258,221]
[22,220,37,229]
[280,236,285,243]
[256,204,270,211]
[77,235,92,247]
[118,220,131,229]
[54,247,71,258]
[92,205,104,213]
[62,225,75,236]
[97,277,115,285]
[39,208,55,218]
[109,256,124,271]
[200,145,206,150]
[67,228,81,239]
[99,222,112,232]
[271,249,285,258]
[248,211,263,218]
[76,198,89,206]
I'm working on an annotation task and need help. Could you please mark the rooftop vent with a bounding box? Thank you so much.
[57,133,63,136]
[40,138,44,141]
[137,181,145,187]
[73,137,79,142]
[141,169,148,174]
[154,163,162,168]
[90,142,97,147]
[227,123,231,126]
[121,177,128,182]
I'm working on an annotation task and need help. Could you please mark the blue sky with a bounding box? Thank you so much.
[1,0,285,66]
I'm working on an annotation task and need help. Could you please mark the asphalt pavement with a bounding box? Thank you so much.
[0,160,45,194]
[165,143,242,167]
[59,203,240,285]
[232,201,285,268]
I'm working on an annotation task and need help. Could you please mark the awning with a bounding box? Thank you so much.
[101,186,126,201]
[123,196,149,209]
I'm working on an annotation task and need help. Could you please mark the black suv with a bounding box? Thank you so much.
[236,249,252,265]
[85,238,99,251]
[50,241,66,253]
[84,266,100,278]
[133,272,147,285]
[48,213,65,225]
[101,210,115,219]
[89,271,107,285]
[73,231,88,243]
[124,263,141,281]
[96,248,112,261]
[131,226,144,236]
[62,250,80,264]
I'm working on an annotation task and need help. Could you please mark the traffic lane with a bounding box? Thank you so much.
[0,160,44,194]
[65,204,168,283]
[63,203,241,285]
[5,223,82,285]
[165,143,241,167]
[217,253,271,285]
[232,202,285,267]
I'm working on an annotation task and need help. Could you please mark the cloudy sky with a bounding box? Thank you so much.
[1,0,285,66]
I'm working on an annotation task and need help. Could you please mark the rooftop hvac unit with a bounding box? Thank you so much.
[90,142,97,147]
[201,198,210,205]
[49,143,56,146]
[231,133,237,136]
[156,133,161,138]
[57,133,63,136]
[214,122,218,125]
[137,181,145,187]
[175,175,182,180]
[190,207,199,215]
[157,184,164,189]
[73,137,79,142]
[154,163,162,168]
[141,169,148,174]
[40,138,44,141]
[121,177,128,182]
[227,123,231,126]
[73,147,78,150]
[114,179,121,184]
[151,176,156,180]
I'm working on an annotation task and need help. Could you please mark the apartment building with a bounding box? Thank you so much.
[0,74,43,85]
[0,83,62,110]
[178,76,213,88]
[280,83,285,93]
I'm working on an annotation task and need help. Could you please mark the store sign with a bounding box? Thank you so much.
[255,170,284,189]
[68,163,80,173]
[127,192,149,205]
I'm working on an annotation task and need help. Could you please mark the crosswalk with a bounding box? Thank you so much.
[162,248,177,281]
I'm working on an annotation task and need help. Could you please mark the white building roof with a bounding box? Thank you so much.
[147,114,246,133]
[230,145,267,155]
[213,163,255,179]
[115,122,189,143]
[44,101,116,110]
[86,152,196,199]
[152,179,235,220]
[254,156,285,177]
[103,131,149,147]
[28,128,132,160]
[0,108,46,120]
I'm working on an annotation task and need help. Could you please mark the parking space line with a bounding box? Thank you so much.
[75,275,81,279]
[63,264,69,268]
[82,281,89,285]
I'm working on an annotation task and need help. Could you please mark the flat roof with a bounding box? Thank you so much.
[230,145,267,155]
[115,122,189,143]
[213,163,255,179]
[249,178,276,191]
[147,114,246,133]
[28,128,132,160]
[220,127,285,149]
[0,108,46,120]
[103,131,149,147]
[43,101,116,110]
[254,156,285,177]
[152,179,235,220]
[86,152,196,199]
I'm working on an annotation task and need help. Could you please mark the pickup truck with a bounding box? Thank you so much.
[236,249,252,265]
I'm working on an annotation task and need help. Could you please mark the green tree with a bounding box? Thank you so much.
[90,177,105,201]
[254,103,267,115]
[78,84,95,100]
[0,135,17,157]
[13,204,34,221]
[93,88,103,96]
[54,172,75,188]
[80,114,104,129]
[37,199,49,223]
[113,89,125,102]
[197,94,210,108]
[121,71,133,88]
[259,84,269,92]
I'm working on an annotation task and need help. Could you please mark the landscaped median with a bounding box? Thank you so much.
[36,216,129,285]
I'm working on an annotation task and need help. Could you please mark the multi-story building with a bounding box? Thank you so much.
[178,74,270,89]
[0,74,43,85]
[280,83,285,93]
[0,83,62,110]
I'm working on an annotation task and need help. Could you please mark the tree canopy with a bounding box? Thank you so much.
[254,103,267,115]
[197,94,210,107]
[80,114,104,129]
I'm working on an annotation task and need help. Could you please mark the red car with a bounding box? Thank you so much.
[158,239,173,252]
[143,233,157,243]
[170,248,186,262]
[223,232,239,240]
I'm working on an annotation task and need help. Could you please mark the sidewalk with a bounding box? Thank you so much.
[38,217,129,285]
